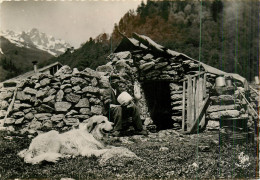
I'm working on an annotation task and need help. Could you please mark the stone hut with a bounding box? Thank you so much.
[0,33,254,136]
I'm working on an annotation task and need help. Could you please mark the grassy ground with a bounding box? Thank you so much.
[0,129,258,179]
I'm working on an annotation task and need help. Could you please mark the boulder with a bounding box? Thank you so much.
[169,83,181,91]
[40,78,51,87]
[51,114,65,122]
[75,98,90,108]
[91,78,98,87]
[56,90,64,102]
[82,86,99,94]
[5,118,15,125]
[55,121,64,128]
[115,51,131,59]
[208,110,240,120]
[210,95,237,105]
[16,91,31,101]
[66,110,78,116]
[0,100,9,110]
[29,119,42,130]
[89,98,101,105]
[79,108,91,115]
[72,68,80,74]
[71,77,87,86]
[55,65,72,76]
[36,90,47,98]
[43,95,55,103]
[55,102,72,112]
[81,68,100,79]
[171,94,182,101]
[0,91,13,100]
[64,118,79,126]
[13,103,32,111]
[139,62,155,71]
[207,104,240,113]
[36,104,54,113]
[24,87,37,95]
[25,112,34,120]
[96,64,113,73]
[0,110,6,119]
[15,117,24,125]
[47,88,57,96]
[65,93,81,103]
[61,84,72,90]
[72,85,81,92]
[73,115,90,120]
[91,105,103,115]
[143,53,153,60]
[12,111,25,118]
[64,88,72,93]
[154,62,168,69]
[42,120,53,129]
[35,113,52,121]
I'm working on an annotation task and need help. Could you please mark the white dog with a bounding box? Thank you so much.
[18,115,138,164]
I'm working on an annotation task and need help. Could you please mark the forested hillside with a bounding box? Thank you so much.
[44,0,259,81]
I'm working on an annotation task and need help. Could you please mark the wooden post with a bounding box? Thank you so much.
[190,77,196,130]
[195,77,200,129]
[198,77,206,129]
[182,81,186,131]
[203,73,207,98]
[187,76,192,130]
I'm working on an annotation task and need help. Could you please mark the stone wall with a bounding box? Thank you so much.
[0,66,107,134]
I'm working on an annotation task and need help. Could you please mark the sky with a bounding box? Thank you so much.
[0,0,142,48]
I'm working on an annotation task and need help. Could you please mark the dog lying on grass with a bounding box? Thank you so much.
[18,115,138,164]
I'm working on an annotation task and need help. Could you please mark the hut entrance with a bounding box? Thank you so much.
[142,81,173,130]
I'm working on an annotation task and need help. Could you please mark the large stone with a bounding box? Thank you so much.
[29,119,42,130]
[208,110,240,120]
[35,113,52,121]
[64,88,72,94]
[25,112,34,120]
[55,102,72,112]
[61,84,72,90]
[0,110,6,119]
[96,64,113,73]
[5,118,15,125]
[13,103,32,111]
[91,78,98,87]
[66,110,78,116]
[207,104,240,113]
[36,104,54,113]
[139,62,155,71]
[16,91,31,101]
[155,62,168,69]
[64,118,79,126]
[55,65,72,76]
[79,108,91,115]
[75,98,90,108]
[42,120,53,129]
[65,93,81,103]
[169,83,181,91]
[15,117,24,125]
[89,97,101,105]
[36,90,47,98]
[40,78,51,87]
[56,90,64,102]
[145,70,161,78]
[43,95,55,103]
[143,53,154,60]
[0,91,13,100]
[72,85,81,92]
[82,86,99,94]
[0,100,9,110]
[81,68,100,79]
[71,77,87,86]
[47,89,57,96]
[24,87,37,95]
[171,94,182,101]
[91,105,103,115]
[51,114,65,122]
[73,115,90,120]
[12,111,24,118]
[210,95,237,105]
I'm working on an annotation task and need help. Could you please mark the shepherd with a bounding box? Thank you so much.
[103,75,148,137]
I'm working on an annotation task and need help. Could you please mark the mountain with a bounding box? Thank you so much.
[0,36,54,81]
[1,28,71,57]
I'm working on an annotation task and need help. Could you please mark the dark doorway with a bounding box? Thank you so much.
[142,81,173,130]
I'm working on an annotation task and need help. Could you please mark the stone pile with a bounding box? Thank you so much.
[0,66,105,134]
[206,86,251,130]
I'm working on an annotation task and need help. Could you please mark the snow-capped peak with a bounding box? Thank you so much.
[0,28,71,56]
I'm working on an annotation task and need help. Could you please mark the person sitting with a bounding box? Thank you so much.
[103,76,148,136]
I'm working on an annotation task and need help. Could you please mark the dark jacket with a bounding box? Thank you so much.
[102,87,120,115]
